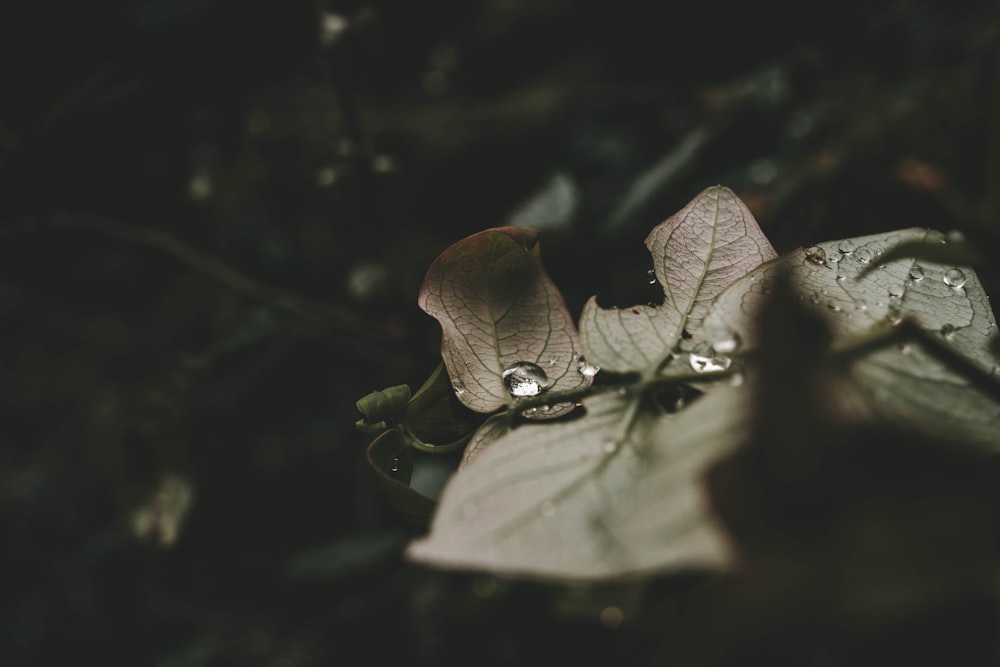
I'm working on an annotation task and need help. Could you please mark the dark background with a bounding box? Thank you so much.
[2,1,1000,665]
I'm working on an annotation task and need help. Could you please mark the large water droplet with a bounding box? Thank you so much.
[943,268,966,289]
[502,362,549,397]
[688,342,732,373]
[577,356,600,378]
[909,266,925,281]
[837,239,855,255]
[856,247,873,264]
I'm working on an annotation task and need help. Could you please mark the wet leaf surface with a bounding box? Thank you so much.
[580,186,776,373]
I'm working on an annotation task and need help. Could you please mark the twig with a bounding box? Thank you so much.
[19,213,370,337]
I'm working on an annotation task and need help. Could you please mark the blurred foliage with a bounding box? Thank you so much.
[2,0,1000,664]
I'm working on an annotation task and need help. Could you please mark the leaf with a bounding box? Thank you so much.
[419,227,591,417]
[406,385,747,580]
[580,186,777,373]
[703,229,1000,448]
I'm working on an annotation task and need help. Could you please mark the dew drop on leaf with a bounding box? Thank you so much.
[909,266,925,281]
[856,247,873,264]
[941,323,957,339]
[646,269,657,285]
[577,356,600,378]
[838,239,855,254]
[943,268,967,289]
[688,342,732,373]
[710,330,742,354]
[390,457,399,473]
[502,362,549,397]
[888,285,904,298]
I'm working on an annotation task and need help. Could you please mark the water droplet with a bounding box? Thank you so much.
[688,342,732,373]
[462,503,478,519]
[502,362,549,397]
[888,285,904,298]
[805,246,827,266]
[646,269,657,285]
[577,356,600,378]
[856,248,873,264]
[836,269,847,282]
[452,378,466,397]
[827,302,841,312]
[390,457,400,473]
[943,269,966,289]
[539,500,557,517]
[602,440,618,454]
[941,323,957,340]
[837,239,855,254]
[524,406,539,417]
[711,330,742,354]
[909,266,925,281]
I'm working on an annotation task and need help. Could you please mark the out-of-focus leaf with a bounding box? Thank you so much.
[366,429,435,529]
[580,186,776,373]
[703,228,1000,448]
[406,384,745,580]
[507,171,578,232]
[419,227,591,418]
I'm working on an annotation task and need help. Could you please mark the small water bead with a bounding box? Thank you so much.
[646,269,658,285]
[856,248,873,264]
[941,323,957,340]
[390,457,400,473]
[502,362,550,397]
[688,342,732,373]
[827,302,841,312]
[836,269,847,282]
[838,239,855,254]
[908,266,925,281]
[452,378,466,397]
[943,269,967,289]
[888,284,904,298]
[577,356,600,378]
[539,500,557,518]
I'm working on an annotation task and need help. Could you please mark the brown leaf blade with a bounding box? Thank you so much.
[580,186,776,373]
[419,227,590,416]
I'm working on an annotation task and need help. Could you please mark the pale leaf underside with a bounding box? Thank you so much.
[407,385,747,580]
